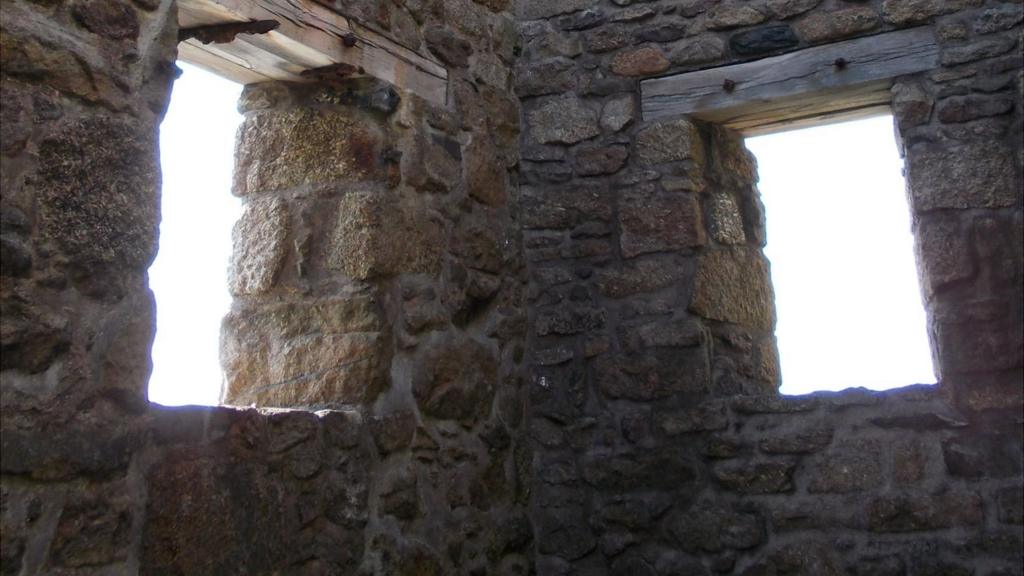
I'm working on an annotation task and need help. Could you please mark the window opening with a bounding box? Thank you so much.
[746,115,935,394]
[148,62,243,406]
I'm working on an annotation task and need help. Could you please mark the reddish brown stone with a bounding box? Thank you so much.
[50,487,133,568]
[868,490,983,532]
[573,144,629,176]
[619,194,706,258]
[464,133,509,206]
[71,0,140,40]
[610,47,670,77]
[412,333,498,424]
[369,411,417,454]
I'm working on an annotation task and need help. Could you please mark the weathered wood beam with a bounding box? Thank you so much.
[178,19,280,44]
[177,0,448,105]
[300,61,360,80]
[641,26,939,134]
[178,40,278,84]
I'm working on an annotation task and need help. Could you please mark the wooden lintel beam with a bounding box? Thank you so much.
[300,61,360,80]
[176,0,448,105]
[179,19,280,44]
[641,26,939,134]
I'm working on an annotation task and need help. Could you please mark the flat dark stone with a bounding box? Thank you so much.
[559,9,606,31]
[635,23,688,43]
[730,25,799,56]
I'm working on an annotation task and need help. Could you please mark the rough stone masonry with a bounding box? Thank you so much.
[0,0,1021,574]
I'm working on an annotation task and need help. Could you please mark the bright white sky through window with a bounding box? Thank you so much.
[149,62,242,406]
[747,115,935,394]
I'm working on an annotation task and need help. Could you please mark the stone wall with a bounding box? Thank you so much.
[0,0,1021,573]
[2,0,530,573]
[533,385,1023,574]
[2,0,178,572]
[140,401,531,575]
[515,0,1023,573]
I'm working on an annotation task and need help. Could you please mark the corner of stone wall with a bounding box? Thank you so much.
[893,48,1023,416]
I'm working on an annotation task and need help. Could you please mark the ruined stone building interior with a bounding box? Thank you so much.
[1,0,1021,574]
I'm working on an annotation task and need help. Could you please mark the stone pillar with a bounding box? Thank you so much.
[221,78,528,420]
[526,114,778,422]
[894,63,1023,414]
[221,80,400,408]
[694,124,780,396]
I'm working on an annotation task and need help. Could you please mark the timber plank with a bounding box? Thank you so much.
[178,40,280,84]
[641,27,939,133]
[177,0,447,105]
[720,81,894,135]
